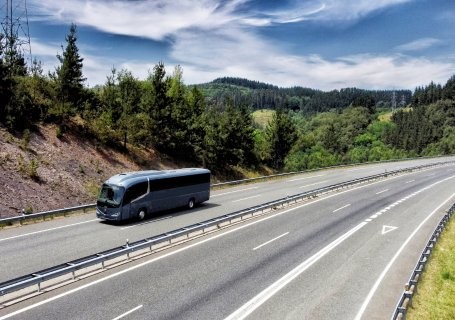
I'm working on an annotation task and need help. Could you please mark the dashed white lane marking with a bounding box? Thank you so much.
[120,216,172,230]
[232,195,262,203]
[253,232,289,251]
[225,222,368,320]
[0,219,99,242]
[211,187,258,197]
[363,175,455,224]
[228,174,455,320]
[298,180,329,189]
[405,180,415,184]
[375,189,389,195]
[333,204,351,213]
[288,174,325,182]
[112,305,143,320]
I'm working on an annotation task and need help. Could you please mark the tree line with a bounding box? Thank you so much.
[197,77,412,113]
[1,24,454,176]
[0,24,296,174]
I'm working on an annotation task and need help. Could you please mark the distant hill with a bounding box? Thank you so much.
[195,77,412,113]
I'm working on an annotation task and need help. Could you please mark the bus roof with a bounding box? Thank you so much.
[104,168,210,188]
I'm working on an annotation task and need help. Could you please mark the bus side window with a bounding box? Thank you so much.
[123,181,148,205]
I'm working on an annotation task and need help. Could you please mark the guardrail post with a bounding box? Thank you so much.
[396,307,406,320]
[126,239,130,260]
[403,291,412,308]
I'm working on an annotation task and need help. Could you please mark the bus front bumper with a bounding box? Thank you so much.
[96,208,122,221]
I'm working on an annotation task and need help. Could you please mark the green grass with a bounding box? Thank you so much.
[407,213,455,320]
[378,112,393,122]
[252,109,275,129]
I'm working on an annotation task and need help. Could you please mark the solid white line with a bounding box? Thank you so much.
[211,187,258,197]
[375,189,389,195]
[332,204,351,213]
[287,174,325,182]
[354,191,455,320]
[253,232,289,251]
[0,170,419,319]
[224,222,368,320]
[232,195,261,203]
[298,180,329,189]
[405,180,415,184]
[0,219,99,242]
[112,305,143,320]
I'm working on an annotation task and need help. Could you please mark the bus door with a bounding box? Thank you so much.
[122,181,149,219]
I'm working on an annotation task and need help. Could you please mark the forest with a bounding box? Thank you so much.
[1,24,454,176]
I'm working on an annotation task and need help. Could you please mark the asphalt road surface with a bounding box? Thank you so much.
[0,157,454,319]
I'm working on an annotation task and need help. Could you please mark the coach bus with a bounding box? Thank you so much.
[96,168,210,221]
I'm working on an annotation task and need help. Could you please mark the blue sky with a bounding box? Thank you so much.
[24,0,455,90]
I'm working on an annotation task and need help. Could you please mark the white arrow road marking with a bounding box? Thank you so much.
[381,225,398,235]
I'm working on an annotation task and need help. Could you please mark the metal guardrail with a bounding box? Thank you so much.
[1,157,452,225]
[391,202,455,320]
[0,204,96,225]
[0,162,448,299]
[210,156,445,188]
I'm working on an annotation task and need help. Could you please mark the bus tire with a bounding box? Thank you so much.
[188,198,195,209]
[138,209,146,220]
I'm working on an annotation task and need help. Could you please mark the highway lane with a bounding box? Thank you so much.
[0,157,454,283]
[1,163,454,319]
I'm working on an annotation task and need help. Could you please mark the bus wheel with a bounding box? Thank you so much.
[138,210,146,220]
[188,198,195,209]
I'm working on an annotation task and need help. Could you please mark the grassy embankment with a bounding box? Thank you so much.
[407,213,455,319]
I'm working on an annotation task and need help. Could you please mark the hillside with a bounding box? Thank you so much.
[195,77,412,113]
[0,123,176,218]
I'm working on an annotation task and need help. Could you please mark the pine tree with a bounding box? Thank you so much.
[265,109,297,168]
[0,36,13,124]
[53,23,86,120]
[149,62,171,151]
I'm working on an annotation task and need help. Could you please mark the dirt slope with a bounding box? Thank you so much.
[0,124,175,218]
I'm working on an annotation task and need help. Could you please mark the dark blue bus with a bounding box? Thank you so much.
[96,168,210,221]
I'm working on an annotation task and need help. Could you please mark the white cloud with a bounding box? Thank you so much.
[29,0,454,90]
[395,38,442,52]
[263,0,412,24]
[178,47,454,90]
[29,0,239,40]
[29,0,413,37]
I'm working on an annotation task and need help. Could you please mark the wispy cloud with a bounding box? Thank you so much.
[173,34,454,90]
[29,0,240,40]
[262,0,412,24]
[28,0,454,90]
[395,38,442,52]
[28,0,414,36]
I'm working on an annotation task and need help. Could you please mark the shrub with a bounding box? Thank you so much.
[28,158,39,180]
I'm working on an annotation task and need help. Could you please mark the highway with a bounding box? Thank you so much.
[0,157,454,319]
[0,157,453,283]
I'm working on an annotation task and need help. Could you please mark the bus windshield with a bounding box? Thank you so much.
[97,184,124,208]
